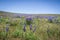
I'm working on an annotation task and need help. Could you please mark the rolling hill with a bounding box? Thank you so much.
[0,11,60,18]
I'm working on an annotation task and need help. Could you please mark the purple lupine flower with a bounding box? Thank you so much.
[44,16,48,19]
[26,17,33,25]
[6,24,9,32]
[23,23,26,32]
[48,16,53,23]
[33,26,36,32]
[26,17,32,21]
[48,18,52,21]
[30,24,32,30]
[40,16,43,19]
[6,27,9,32]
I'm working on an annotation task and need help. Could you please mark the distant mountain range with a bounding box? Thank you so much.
[0,11,60,18]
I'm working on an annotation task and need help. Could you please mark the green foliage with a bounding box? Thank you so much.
[48,19,53,23]
[24,32,38,40]
[10,22,17,26]
[6,21,10,24]
[47,29,55,37]
[26,20,32,25]
[12,30,22,38]
[50,17,60,24]
[0,31,7,38]
[26,19,32,25]
[0,18,5,23]
[0,16,60,40]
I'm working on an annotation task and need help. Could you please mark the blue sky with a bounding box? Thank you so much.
[0,0,60,14]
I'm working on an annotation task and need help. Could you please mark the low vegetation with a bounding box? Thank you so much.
[0,15,60,40]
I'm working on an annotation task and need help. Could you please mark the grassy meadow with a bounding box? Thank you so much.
[0,12,60,40]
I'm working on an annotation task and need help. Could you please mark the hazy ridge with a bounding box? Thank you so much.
[0,11,60,18]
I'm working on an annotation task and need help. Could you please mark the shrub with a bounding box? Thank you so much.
[53,18,60,24]
[12,30,22,38]
[0,31,7,39]
[0,18,5,23]
[24,32,38,40]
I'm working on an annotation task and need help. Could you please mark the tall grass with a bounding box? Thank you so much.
[0,16,60,40]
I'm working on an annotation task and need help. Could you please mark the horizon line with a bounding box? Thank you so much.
[0,10,60,14]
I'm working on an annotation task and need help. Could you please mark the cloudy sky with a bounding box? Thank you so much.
[0,0,60,14]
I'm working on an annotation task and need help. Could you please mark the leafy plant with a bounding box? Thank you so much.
[26,17,32,25]
[0,31,7,39]
[12,30,22,38]
[23,32,39,40]
[10,22,17,26]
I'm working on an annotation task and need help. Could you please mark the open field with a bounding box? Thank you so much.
[0,11,60,40]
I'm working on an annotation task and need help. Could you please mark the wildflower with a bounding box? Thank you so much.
[5,24,9,32]
[44,16,48,19]
[6,27,9,32]
[26,17,32,25]
[26,17,32,21]
[33,26,36,32]
[23,23,26,32]
[40,16,43,18]
[30,24,32,30]
[48,16,53,23]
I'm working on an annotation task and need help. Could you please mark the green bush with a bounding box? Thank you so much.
[12,30,22,38]
[0,18,5,23]
[0,31,7,39]
[23,32,39,40]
